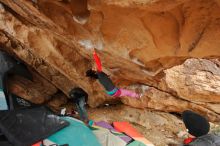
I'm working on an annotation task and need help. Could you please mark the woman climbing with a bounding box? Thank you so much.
[86,49,141,99]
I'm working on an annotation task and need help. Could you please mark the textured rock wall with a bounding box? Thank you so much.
[0,0,220,121]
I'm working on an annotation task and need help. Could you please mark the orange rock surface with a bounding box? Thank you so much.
[0,0,219,121]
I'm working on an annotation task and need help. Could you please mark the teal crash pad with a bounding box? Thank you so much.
[46,117,101,146]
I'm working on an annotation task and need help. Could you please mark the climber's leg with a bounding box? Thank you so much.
[115,88,140,99]
[97,72,115,92]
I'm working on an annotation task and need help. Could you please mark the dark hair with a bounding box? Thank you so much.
[182,110,210,137]
[86,69,98,79]
[69,87,88,103]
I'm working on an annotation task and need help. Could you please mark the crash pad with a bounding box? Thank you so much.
[95,121,132,143]
[90,122,127,146]
[93,128,127,146]
[0,89,8,110]
[32,142,41,146]
[0,141,13,146]
[0,106,69,146]
[45,117,101,146]
[127,141,146,146]
[113,122,154,146]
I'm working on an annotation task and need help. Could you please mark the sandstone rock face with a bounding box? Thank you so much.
[9,72,58,104]
[0,0,220,122]
[165,58,220,103]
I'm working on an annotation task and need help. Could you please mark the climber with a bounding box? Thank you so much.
[182,110,220,146]
[86,50,141,99]
[69,87,89,123]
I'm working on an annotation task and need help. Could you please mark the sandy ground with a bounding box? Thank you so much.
[88,105,185,146]
[63,103,220,146]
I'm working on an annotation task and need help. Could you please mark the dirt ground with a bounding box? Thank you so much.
[88,105,184,146]
[60,103,220,146]
[87,104,220,146]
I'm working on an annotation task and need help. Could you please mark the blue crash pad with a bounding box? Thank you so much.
[46,117,101,146]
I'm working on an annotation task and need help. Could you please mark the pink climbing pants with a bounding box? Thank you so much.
[113,88,140,99]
